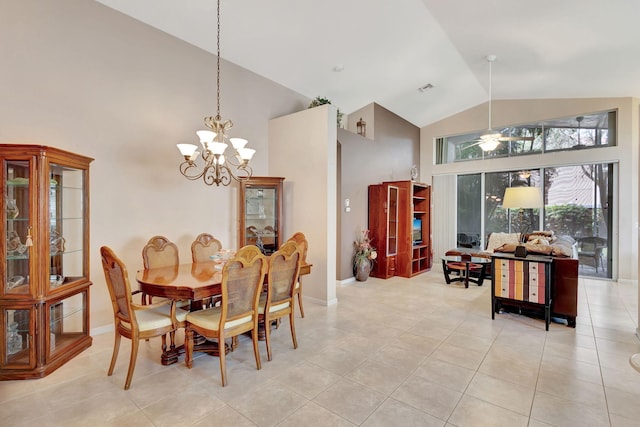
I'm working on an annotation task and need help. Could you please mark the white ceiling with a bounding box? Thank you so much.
[96,0,640,127]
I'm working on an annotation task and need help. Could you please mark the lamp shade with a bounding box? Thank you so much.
[502,187,542,209]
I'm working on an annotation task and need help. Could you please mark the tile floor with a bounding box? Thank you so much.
[1,269,639,426]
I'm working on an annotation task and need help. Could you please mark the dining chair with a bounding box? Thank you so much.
[142,235,184,345]
[184,245,267,386]
[191,233,223,308]
[259,240,301,361]
[191,233,223,263]
[286,232,308,317]
[100,246,183,390]
[143,235,179,269]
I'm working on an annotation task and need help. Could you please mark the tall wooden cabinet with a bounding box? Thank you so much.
[238,177,284,255]
[368,180,431,278]
[1,145,93,380]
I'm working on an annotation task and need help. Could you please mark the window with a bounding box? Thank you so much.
[436,110,615,164]
[456,174,481,248]
[455,164,613,278]
[484,170,541,238]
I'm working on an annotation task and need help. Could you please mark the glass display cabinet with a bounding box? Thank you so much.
[238,177,284,255]
[1,145,93,380]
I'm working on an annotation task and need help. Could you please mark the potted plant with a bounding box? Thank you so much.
[353,228,377,281]
[308,96,344,127]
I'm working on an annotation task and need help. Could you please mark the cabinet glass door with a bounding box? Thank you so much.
[48,164,85,291]
[48,290,87,359]
[3,308,34,368]
[244,186,278,254]
[4,160,32,296]
[387,186,398,256]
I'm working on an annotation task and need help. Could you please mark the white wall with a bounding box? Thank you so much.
[0,0,310,330]
[421,97,639,284]
[268,105,337,305]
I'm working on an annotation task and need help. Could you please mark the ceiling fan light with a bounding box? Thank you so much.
[479,133,501,151]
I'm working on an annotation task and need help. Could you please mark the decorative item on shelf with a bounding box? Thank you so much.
[502,186,543,257]
[353,228,377,281]
[7,231,27,255]
[49,275,65,288]
[7,322,23,355]
[6,199,19,219]
[356,117,366,137]
[7,275,25,290]
[410,165,418,181]
[308,96,343,127]
[50,230,66,255]
[176,0,255,187]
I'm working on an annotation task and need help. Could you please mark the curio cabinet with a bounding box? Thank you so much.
[1,145,93,380]
[238,177,284,255]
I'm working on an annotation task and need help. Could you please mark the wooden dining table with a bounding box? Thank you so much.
[136,259,312,365]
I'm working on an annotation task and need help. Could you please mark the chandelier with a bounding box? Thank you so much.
[177,0,255,186]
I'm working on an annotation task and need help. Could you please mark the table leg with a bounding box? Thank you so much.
[476,264,487,287]
[442,259,452,284]
[464,263,470,288]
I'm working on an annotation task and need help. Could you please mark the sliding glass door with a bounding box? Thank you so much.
[456,163,613,278]
[544,163,612,278]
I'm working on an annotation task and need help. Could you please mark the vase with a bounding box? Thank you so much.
[6,199,19,219]
[355,261,371,282]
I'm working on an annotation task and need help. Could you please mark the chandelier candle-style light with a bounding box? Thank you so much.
[177,0,255,186]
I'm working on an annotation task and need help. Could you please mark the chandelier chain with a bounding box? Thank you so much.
[216,0,221,121]
[176,0,254,187]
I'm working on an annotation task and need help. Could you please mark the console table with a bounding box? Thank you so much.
[491,253,553,331]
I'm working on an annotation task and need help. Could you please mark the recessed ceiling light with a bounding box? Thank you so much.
[333,64,345,72]
[418,83,434,92]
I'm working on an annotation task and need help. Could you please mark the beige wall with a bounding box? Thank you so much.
[268,105,338,305]
[338,104,420,280]
[0,0,310,331]
[420,97,639,283]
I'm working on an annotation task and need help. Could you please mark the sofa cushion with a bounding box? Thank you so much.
[527,230,557,243]
[486,232,521,252]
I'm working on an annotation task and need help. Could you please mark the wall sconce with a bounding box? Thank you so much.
[356,118,366,137]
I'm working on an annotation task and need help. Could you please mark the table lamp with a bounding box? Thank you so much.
[502,186,543,257]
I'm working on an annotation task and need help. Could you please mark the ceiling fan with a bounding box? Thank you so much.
[476,54,533,152]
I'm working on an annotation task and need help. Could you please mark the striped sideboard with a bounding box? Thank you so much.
[494,258,546,303]
[491,253,553,330]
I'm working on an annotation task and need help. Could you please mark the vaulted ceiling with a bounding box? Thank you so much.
[96,0,640,127]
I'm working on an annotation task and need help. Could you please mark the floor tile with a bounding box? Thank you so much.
[362,398,445,427]
[391,374,462,420]
[313,378,386,425]
[465,372,535,416]
[1,273,638,426]
[530,391,610,426]
[448,394,529,427]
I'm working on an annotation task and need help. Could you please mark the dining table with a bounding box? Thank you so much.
[136,259,312,365]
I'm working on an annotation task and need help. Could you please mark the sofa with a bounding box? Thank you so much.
[486,231,579,327]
